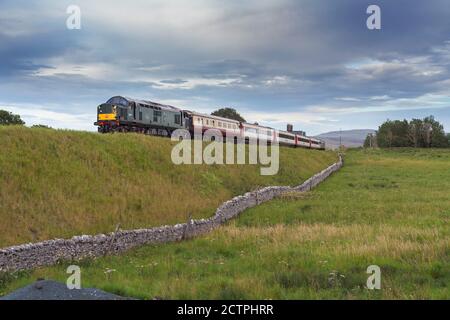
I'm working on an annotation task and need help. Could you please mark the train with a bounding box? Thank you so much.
[94,96,325,150]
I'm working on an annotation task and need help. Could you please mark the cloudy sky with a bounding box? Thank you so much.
[1,0,450,134]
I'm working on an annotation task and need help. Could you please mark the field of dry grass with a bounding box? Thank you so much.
[0,126,337,247]
[1,148,447,299]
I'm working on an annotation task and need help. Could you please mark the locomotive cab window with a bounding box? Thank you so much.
[130,102,136,119]
[120,107,127,120]
[174,114,181,125]
[98,104,112,114]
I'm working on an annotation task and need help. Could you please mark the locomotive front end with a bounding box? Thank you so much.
[95,103,118,133]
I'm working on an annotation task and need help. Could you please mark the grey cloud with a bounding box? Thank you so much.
[159,79,188,84]
[0,0,449,133]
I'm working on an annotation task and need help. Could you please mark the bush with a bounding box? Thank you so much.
[0,110,25,126]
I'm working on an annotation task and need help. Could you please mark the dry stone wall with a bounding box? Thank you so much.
[0,156,343,273]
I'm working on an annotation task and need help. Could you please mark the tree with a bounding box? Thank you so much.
[408,118,428,148]
[0,110,25,125]
[422,116,448,148]
[364,133,377,148]
[376,116,448,148]
[376,119,411,148]
[211,108,246,122]
[363,134,370,148]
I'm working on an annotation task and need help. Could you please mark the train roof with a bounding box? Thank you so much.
[107,96,182,112]
[277,129,323,142]
[184,110,241,124]
[241,122,274,130]
[277,130,296,136]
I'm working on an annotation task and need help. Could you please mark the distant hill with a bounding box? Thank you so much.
[315,129,376,149]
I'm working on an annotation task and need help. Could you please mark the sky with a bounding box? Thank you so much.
[1,0,450,135]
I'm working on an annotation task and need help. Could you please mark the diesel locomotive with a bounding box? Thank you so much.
[94,96,325,150]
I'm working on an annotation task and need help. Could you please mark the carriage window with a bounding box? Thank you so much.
[139,110,143,121]
[197,118,200,123]
[218,121,222,127]
[279,133,295,140]
[299,137,309,143]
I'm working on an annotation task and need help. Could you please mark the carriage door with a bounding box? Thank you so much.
[131,102,136,120]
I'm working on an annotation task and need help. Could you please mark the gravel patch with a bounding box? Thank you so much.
[0,280,131,300]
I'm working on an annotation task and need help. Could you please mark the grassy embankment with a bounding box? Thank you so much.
[1,148,448,299]
[0,126,337,247]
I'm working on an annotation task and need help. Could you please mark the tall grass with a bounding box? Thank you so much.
[0,126,337,247]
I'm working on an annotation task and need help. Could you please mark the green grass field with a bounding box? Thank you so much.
[0,126,337,247]
[1,148,448,299]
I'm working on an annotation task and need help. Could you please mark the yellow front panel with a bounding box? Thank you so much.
[98,113,116,121]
